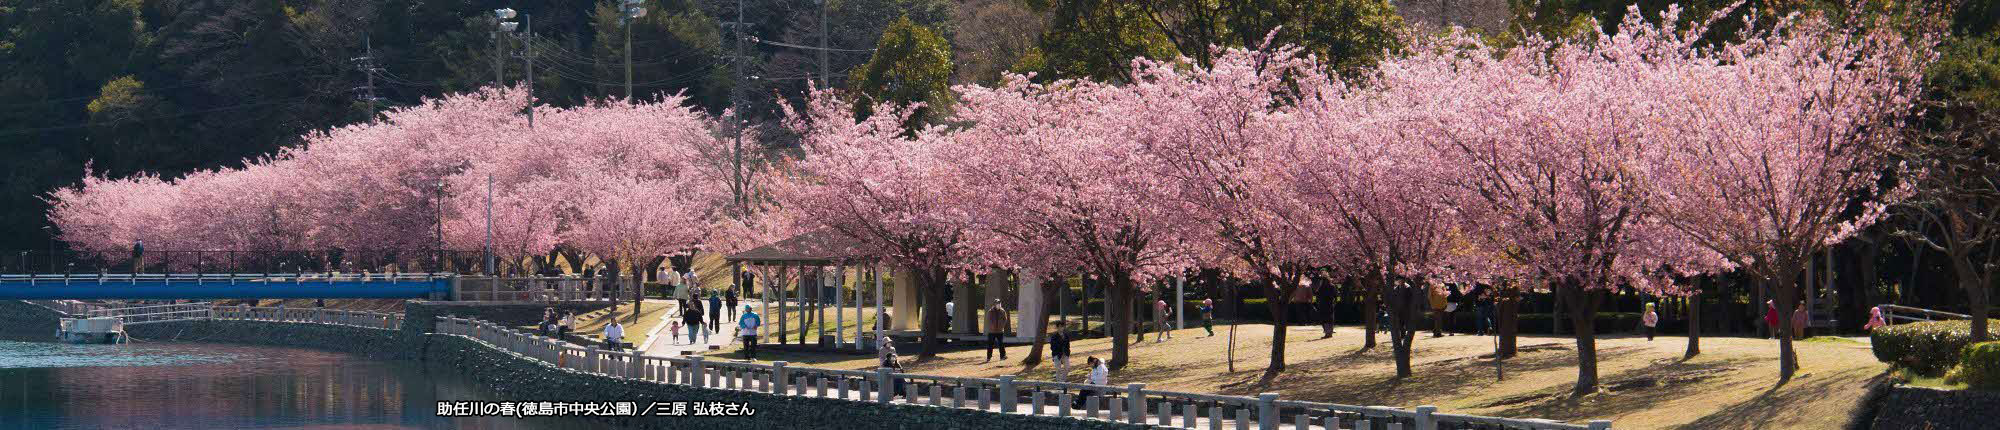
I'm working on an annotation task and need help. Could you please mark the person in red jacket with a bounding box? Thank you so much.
[1764,300,1780,339]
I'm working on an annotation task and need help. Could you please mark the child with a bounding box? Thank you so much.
[669,319,684,344]
[1642,302,1658,341]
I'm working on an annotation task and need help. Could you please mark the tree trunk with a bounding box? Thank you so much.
[1387,284,1418,378]
[1686,283,1703,359]
[1774,269,1801,383]
[918,267,950,360]
[1266,285,1290,379]
[1362,279,1379,350]
[1559,280,1604,395]
[1107,273,1133,370]
[1021,279,1057,368]
[1498,286,1519,358]
[1957,259,1991,342]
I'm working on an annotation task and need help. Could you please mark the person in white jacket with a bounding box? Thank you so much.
[1074,356,1109,409]
[603,320,625,351]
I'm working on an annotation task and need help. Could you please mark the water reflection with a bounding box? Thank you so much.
[0,340,607,430]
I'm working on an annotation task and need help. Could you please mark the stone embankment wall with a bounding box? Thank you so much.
[6,300,1146,430]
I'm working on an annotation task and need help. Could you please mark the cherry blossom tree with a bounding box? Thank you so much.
[772,89,975,359]
[950,75,1206,369]
[1649,7,1934,381]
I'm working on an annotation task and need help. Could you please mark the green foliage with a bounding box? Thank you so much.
[591,0,729,109]
[1022,0,1177,82]
[1926,35,2000,112]
[85,76,152,118]
[849,16,953,131]
[1871,319,2000,376]
[1945,341,2000,390]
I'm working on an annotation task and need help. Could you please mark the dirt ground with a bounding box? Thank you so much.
[706,322,1887,430]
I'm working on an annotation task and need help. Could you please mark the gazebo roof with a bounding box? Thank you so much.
[724,229,878,265]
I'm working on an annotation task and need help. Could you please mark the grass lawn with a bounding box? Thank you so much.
[563,299,678,347]
[700,322,1888,430]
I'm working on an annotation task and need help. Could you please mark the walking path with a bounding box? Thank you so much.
[641,299,755,357]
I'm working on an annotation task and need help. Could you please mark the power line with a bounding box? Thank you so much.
[0,96,315,137]
[750,37,876,53]
[0,65,325,110]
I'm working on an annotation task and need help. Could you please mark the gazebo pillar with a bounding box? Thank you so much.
[1017,269,1044,340]
[834,264,845,346]
[954,273,976,334]
[892,266,921,332]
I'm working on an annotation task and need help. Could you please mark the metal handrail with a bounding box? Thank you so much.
[427,314,1610,430]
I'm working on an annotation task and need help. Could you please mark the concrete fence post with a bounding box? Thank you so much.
[773,361,790,394]
[1256,393,1279,430]
[997,375,1017,413]
[1128,383,1147,424]
[690,357,707,388]
[1416,405,1437,430]
[1589,420,1612,430]
[625,352,641,378]
[876,367,894,404]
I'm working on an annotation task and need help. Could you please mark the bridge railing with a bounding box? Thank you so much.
[433,316,1610,430]
[88,302,214,324]
[208,305,403,330]
[451,276,621,302]
[0,272,456,286]
[3,249,490,276]
[23,299,104,317]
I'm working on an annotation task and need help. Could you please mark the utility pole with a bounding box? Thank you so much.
[485,174,494,275]
[352,36,382,120]
[521,14,536,128]
[726,0,748,216]
[818,0,829,89]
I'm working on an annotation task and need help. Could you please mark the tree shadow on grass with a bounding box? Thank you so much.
[1186,343,1647,407]
[1483,356,1761,423]
[1665,367,1888,430]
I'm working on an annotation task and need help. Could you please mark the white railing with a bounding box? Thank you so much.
[207,305,405,330]
[0,272,454,286]
[449,276,620,302]
[22,299,105,316]
[1878,304,1974,325]
[434,316,1609,430]
[90,302,214,324]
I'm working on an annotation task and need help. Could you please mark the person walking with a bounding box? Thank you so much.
[669,318,683,345]
[725,287,739,322]
[1763,300,1780,339]
[685,298,706,345]
[1864,306,1888,330]
[1642,302,1658,341]
[739,305,762,359]
[1316,280,1338,338]
[707,291,723,334]
[1444,285,1463,336]
[602,319,626,351]
[1791,301,1808,340]
[1153,298,1172,342]
[1049,320,1072,381]
[985,299,1011,361]
[1200,298,1215,337]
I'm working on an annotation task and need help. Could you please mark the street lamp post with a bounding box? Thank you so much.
[494,8,517,87]
[435,179,445,273]
[621,0,647,100]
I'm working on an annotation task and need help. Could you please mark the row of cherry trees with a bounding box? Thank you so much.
[46,3,1935,395]
[48,88,736,281]
[773,4,1932,393]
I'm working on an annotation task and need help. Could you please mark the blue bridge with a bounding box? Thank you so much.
[0,273,456,300]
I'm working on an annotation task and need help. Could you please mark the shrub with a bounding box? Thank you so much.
[1871,319,2000,375]
[1945,341,2000,390]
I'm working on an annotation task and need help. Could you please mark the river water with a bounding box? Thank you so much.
[0,339,608,430]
